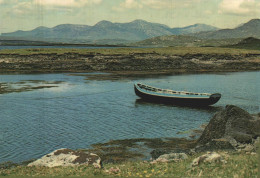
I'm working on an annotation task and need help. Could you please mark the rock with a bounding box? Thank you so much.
[28,148,102,168]
[197,105,260,147]
[105,167,121,174]
[253,137,260,151]
[191,152,224,167]
[150,148,190,160]
[232,132,252,143]
[150,149,172,160]
[243,144,255,152]
[210,139,235,150]
[150,158,169,164]
[151,153,188,164]
[159,153,188,161]
[195,138,235,152]
[227,137,238,147]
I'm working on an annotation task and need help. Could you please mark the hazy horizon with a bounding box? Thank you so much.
[1,18,259,35]
[0,0,260,33]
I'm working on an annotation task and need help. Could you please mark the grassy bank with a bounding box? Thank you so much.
[0,46,259,74]
[0,152,258,177]
[0,47,260,56]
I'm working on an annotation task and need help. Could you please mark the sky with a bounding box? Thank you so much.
[0,0,259,33]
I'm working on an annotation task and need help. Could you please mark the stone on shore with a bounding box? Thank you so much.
[197,105,260,151]
[27,148,102,168]
[150,148,191,160]
[151,153,188,164]
[191,152,225,167]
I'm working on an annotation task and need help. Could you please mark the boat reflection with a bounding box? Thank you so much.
[134,98,222,112]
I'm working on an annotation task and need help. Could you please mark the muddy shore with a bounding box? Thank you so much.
[0,50,259,73]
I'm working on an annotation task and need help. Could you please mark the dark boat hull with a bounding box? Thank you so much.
[134,85,221,106]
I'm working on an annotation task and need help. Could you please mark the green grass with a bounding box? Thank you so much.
[0,152,258,177]
[0,47,260,56]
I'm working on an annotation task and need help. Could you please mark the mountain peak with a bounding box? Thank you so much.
[131,19,148,24]
[187,23,218,29]
[53,24,89,30]
[33,26,50,31]
[241,18,260,27]
[172,23,219,35]
[191,18,260,39]
[95,20,113,26]
[235,19,260,30]
[247,19,260,23]
[54,24,86,28]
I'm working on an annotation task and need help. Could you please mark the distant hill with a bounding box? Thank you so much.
[1,24,91,40]
[171,24,219,35]
[223,37,260,50]
[133,34,243,47]
[1,20,219,44]
[134,35,199,47]
[0,39,52,46]
[191,19,260,39]
[133,19,260,47]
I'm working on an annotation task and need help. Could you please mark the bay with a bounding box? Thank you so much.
[0,71,259,163]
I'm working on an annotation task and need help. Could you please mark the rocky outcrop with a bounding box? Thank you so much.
[0,52,259,73]
[196,105,260,151]
[28,148,102,168]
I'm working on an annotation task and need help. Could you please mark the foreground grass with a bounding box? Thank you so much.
[0,152,258,177]
[0,47,260,56]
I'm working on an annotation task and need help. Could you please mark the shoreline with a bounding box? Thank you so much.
[0,47,259,73]
[0,47,259,176]
[1,110,258,166]
[0,105,259,177]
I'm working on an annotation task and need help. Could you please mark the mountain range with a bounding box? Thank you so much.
[1,19,259,46]
[191,19,260,39]
[1,20,219,44]
[134,19,260,47]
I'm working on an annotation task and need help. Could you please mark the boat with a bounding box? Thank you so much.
[134,83,221,106]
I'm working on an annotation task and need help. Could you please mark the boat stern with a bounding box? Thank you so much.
[209,93,221,105]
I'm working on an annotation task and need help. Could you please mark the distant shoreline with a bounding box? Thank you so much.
[0,42,129,48]
[0,47,259,74]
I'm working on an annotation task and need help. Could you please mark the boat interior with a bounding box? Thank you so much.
[136,83,211,96]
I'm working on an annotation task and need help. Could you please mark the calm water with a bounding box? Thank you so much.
[0,45,127,50]
[0,71,259,163]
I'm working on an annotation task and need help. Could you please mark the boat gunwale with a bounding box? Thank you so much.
[135,83,216,99]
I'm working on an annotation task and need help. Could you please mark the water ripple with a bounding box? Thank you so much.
[0,71,259,163]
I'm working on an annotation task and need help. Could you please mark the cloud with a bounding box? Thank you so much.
[34,0,76,7]
[114,0,204,11]
[0,0,18,5]
[33,0,102,7]
[6,2,35,16]
[141,0,172,9]
[3,0,102,17]
[204,10,213,15]
[219,0,260,15]
[113,0,143,11]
